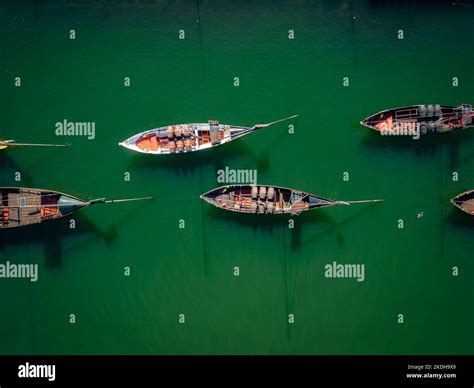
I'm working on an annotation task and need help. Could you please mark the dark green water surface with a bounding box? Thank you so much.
[0,0,473,354]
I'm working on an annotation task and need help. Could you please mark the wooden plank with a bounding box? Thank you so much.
[9,192,41,226]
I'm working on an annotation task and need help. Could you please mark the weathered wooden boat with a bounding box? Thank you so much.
[0,187,153,229]
[361,104,474,136]
[451,190,474,215]
[201,185,383,215]
[0,140,69,150]
[118,115,298,155]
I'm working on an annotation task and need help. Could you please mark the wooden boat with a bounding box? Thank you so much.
[0,187,153,229]
[0,140,69,150]
[201,185,383,215]
[361,104,474,136]
[118,115,298,155]
[451,190,474,215]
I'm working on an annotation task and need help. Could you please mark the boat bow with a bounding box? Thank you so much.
[451,190,474,215]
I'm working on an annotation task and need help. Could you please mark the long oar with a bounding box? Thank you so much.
[6,196,155,209]
[0,141,70,149]
[221,115,298,141]
[104,196,155,204]
[336,199,384,206]
[253,114,299,129]
[90,196,155,205]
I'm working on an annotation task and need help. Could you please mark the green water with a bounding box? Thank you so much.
[0,0,473,355]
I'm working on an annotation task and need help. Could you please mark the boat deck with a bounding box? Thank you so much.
[135,125,229,153]
[209,187,312,215]
[5,191,41,227]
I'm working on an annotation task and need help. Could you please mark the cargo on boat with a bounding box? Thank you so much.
[118,115,298,155]
[361,104,474,136]
[0,187,153,229]
[451,190,474,215]
[200,185,383,215]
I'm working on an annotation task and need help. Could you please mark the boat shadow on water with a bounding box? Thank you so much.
[204,205,333,252]
[446,209,474,232]
[204,202,379,252]
[0,153,35,185]
[126,131,287,176]
[0,213,118,269]
[359,129,474,170]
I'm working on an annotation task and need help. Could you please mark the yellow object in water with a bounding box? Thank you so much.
[0,140,14,150]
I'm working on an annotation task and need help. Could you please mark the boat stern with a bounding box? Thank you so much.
[57,194,87,216]
[305,193,336,210]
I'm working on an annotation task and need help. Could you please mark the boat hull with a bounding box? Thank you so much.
[0,187,86,229]
[200,185,336,215]
[119,121,255,155]
[361,104,473,136]
[451,190,474,215]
